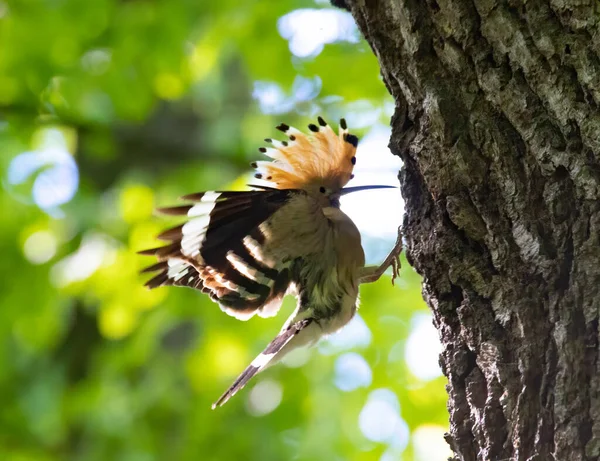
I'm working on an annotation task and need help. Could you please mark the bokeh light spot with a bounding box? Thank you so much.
[100,303,138,340]
[51,233,116,287]
[246,379,283,416]
[7,127,79,216]
[281,346,311,368]
[189,43,217,81]
[359,389,409,451]
[154,73,184,100]
[340,124,403,241]
[81,48,112,75]
[186,335,248,394]
[23,230,57,264]
[413,425,454,461]
[319,314,371,354]
[252,81,294,115]
[291,75,322,102]
[334,352,372,391]
[207,335,248,378]
[278,8,358,58]
[405,313,443,381]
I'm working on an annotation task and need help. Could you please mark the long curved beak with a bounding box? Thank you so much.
[340,185,397,196]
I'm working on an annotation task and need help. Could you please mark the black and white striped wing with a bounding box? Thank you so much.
[140,190,295,320]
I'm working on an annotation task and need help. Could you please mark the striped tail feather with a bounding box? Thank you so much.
[139,189,295,320]
[212,318,313,409]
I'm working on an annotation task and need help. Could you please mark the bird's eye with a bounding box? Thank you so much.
[319,186,326,193]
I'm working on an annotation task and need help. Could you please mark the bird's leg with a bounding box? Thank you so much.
[359,227,403,285]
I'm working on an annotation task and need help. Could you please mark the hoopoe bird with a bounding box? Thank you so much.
[139,117,402,408]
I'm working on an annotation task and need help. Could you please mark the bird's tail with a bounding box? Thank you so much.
[212,318,313,409]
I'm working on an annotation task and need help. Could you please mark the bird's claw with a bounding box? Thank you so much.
[390,226,403,286]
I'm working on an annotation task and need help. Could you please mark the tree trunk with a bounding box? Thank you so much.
[342,0,600,459]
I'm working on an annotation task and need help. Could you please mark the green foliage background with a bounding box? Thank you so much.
[0,0,450,460]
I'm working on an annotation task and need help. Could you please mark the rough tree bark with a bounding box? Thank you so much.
[340,0,600,459]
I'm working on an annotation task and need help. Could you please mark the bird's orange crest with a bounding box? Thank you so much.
[251,117,358,191]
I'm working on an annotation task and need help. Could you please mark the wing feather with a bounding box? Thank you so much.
[140,189,297,320]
